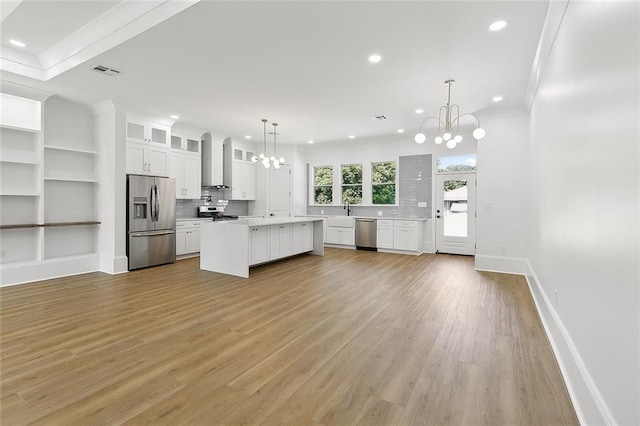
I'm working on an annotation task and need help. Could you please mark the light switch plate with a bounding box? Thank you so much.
[378,211,383,216]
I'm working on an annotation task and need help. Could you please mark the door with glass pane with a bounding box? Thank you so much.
[435,173,476,255]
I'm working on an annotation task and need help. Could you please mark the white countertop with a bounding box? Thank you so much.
[296,215,429,221]
[202,217,323,227]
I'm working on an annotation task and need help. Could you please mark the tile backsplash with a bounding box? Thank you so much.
[176,188,249,219]
[306,154,432,218]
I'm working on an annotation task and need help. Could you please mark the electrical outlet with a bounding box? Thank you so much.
[554,289,558,306]
[321,209,324,214]
[500,245,506,254]
[418,202,427,208]
[378,211,383,216]
[0,250,6,258]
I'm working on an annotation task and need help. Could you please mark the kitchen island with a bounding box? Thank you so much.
[200,217,324,278]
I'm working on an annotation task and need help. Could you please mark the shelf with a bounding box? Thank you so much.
[0,158,40,165]
[44,145,98,155]
[44,148,98,183]
[44,177,99,183]
[44,221,101,227]
[0,191,40,197]
[0,222,100,230]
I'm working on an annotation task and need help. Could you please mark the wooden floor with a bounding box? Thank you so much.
[0,248,577,425]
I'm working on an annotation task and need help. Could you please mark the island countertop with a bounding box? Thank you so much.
[227,217,325,227]
[200,217,324,278]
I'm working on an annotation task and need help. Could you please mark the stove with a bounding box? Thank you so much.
[198,206,238,221]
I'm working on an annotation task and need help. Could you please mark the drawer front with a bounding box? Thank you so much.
[377,219,393,228]
[394,220,418,229]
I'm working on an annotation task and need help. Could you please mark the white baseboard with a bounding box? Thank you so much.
[474,254,530,275]
[0,254,100,287]
[525,260,615,426]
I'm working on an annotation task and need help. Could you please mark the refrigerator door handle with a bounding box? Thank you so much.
[149,184,155,222]
[154,184,160,222]
[130,230,176,237]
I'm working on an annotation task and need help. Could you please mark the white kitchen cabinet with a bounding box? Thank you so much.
[249,226,269,265]
[376,219,394,249]
[230,161,256,200]
[126,142,169,176]
[269,223,292,260]
[393,220,420,251]
[169,152,200,199]
[127,119,170,148]
[171,133,201,155]
[223,138,256,200]
[326,226,355,245]
[176,220,203,256]
[292,222,314,253]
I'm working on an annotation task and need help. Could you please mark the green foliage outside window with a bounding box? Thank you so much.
[313,166,333,204]
[341,164,362,204]
[372,162,396,204]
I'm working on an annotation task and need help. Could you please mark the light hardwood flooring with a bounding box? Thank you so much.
[0,248,577,425]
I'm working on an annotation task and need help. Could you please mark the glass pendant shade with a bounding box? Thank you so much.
[434,136,443,144]
[443,132,451,141]
[454,135,462,143]
[446,139,457,149]
[473,127,486,140]
[415,133,426,144]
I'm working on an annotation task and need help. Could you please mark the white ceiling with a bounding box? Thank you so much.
[0,0,549,144]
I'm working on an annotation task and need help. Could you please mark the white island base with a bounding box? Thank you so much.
[200,217,324,278]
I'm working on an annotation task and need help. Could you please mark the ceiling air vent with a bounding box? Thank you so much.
[371,115,388,121]
[90,64,121,77]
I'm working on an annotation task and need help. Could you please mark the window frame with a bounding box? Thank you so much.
[340,163,363,205]
[371,161,397,205]
[312,165,334,205]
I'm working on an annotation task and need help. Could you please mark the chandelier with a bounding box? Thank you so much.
[414,80,486,149]
[251,119,285,169]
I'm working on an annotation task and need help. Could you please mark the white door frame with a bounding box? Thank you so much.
[435,172,476,255]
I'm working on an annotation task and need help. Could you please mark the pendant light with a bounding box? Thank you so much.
[414,80,486,149]
[250,119,285,168]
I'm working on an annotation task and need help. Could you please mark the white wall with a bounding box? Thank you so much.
[475,115,530,273]
[528,1,639,424]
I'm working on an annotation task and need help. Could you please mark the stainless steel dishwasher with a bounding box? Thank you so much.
[355,218,377,251]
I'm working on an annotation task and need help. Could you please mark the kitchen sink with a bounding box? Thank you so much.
[326,216,355,227]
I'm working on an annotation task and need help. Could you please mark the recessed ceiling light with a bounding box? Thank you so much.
[415,109,424,114]
[492,96,503,102]
[9,39,26,48]
[308,140,315,144]
[397,129,405,133]
[348,135,355,139]
[170,115,179,119]
[368,54,382,64]
[245,135,252,139]
[489,20,507,31]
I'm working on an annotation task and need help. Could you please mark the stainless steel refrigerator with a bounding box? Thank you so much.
[127,174,176,270]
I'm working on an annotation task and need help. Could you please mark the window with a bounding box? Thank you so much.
[436,154,477,173]
[341,164,362,204]
[372,161,396,204]
[313,166,333,204]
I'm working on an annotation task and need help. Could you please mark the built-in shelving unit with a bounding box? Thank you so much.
[0,92,101,286]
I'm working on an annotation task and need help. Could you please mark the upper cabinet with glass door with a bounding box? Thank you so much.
[126,118,170,148]
[170,132,201,155]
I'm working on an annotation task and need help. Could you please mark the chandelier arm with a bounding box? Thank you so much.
[417,116,445,133]
[450,112,481,128]
[450,104,460,132]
